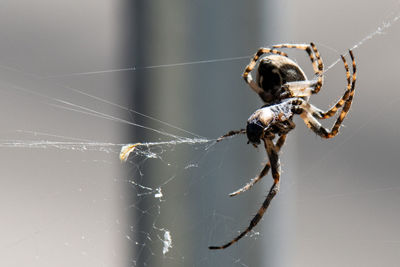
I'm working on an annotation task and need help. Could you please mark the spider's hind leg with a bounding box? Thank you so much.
[209,138,281,250]
[272,43,324,94]
[298,50,356,138]
[242,48,288,97]
[315,51,356,119]
[229,134,287,197]
[278,80,321,99]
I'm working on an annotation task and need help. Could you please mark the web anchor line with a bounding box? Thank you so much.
[119,138,213,162]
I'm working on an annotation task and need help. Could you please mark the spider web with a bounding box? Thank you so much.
[1,1,400,267]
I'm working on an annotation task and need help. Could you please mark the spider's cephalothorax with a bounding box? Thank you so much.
[210,43,357,250]
[246,99,297,146]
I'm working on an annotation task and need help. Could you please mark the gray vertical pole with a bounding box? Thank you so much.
[261,1,297,266]
[123,1,281,266]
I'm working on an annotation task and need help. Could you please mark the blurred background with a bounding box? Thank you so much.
[0,0,399,266]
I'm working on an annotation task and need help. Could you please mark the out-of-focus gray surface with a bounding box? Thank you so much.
[0,1,127,266]
[0,0,399,267]
[287,1,400,266]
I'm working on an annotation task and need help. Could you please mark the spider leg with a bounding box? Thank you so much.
[216,129,246,142]
[294,49,355,122]
[242,48,288,96]
[282,50,356,120]
[316,51,356,119]
[278,80,321,99]
[297,51,355,138]
[272,43,324,93]
[229,134,286,197]
[209,138,281,250]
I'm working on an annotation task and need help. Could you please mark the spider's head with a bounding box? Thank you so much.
[246,106,276,146]
[257,55,307,103]
[246,122,264,147]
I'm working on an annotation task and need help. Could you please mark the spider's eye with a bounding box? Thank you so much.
[246,122,264,145]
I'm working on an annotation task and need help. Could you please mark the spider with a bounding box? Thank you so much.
[209,43,357,250]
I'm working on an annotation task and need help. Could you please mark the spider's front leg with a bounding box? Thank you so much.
[216,129,246,142]
[209,138,281,250]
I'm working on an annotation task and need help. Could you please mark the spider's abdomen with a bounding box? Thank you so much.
[257,55,307,103]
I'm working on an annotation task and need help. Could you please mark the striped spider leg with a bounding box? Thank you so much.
[243,43,324,104]
[229,50,356,198]
[272,43,324,96]
[209,138,281,250]
[296,50,357,138]
[210,46,356,250]
[216,131,287,197]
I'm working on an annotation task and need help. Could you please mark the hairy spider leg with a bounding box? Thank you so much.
[272,43,324,93]
[295,50,356,138]
[242,48,288,96]
[279,80,321,98]
[318,51,356,119]
[229,134,287,197]
[252,43,324,100]
[211,46,357,250]
[209,138,281,250]
[280,50,356,121]
[216,129,246,142]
